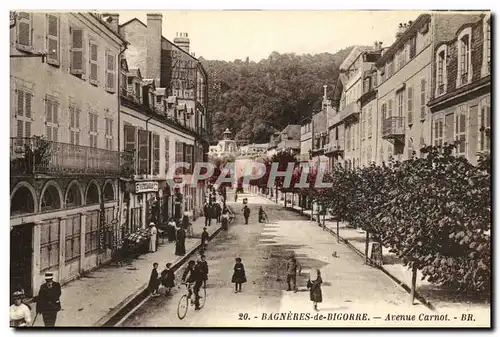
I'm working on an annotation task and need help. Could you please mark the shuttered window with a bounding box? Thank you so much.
[89,42,98,85]
[367,105,372,137]
[45,95,59,142]
[15,89,32,146]
[85,211,99,255]
[152,133,160,175]
[124,124,137,174]
[69,104,81,145]
[105,50,116,92]
[105,118,113,150]
[407,87,413,125]
[164,137,170,174]
[479,97,491,152]
[455,106,467,156]
[185,144,193,174]
[175,141,184,174]
[89,113,98,148]
[138,129,150,174]
[65,214,81,262]
[40,219,60,271]
[46,14,60,66]
[16,12,31,50]
[70,28,85,75]
[420,79,427,120]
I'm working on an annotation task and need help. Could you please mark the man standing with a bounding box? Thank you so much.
[36,272,61,327]
[201,227,209,252]
[242,205,250,225]
[203,201,212,227]
[286,255,302,293]
[149,223,158,252]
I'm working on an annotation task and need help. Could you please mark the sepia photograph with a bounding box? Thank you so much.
[7,6,492,329]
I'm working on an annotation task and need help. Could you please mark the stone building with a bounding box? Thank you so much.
[10,12,127,296]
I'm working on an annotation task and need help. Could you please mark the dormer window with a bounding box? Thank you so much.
[127,77,133,85]
[156,95,162,104]
[435,45,447,97]
[457,27,472,87]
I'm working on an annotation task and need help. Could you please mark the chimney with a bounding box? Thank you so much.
[323,85,328,101]
[101,13,119,33]
[146,13,162,86]
[395,23,405,40]
[174,32,190,54]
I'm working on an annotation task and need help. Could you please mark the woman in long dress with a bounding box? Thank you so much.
[307,269,323,311]
[175,226,186,256]
[149,223,157,252]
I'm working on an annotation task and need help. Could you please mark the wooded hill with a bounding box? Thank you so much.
[200,46,354,144]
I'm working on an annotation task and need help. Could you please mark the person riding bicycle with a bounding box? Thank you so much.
[181,260,204,310]
[258,206,268,223]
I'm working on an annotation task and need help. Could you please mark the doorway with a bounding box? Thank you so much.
[10,223,33,298]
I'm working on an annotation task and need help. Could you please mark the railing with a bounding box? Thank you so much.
[10,137,121,176]
[324,140,343,154]
[382,117,405,138]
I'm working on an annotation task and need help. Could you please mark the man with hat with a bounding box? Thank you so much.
[36,272,61,327]
[10,290,31,327]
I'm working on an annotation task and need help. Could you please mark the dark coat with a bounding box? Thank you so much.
[36,282,62,313]
[161,269,175,288]
[243,206,250,217]
[199,261,209,281]
[201,231,209,245]
[231,262,247,283]
[307,276,323,303]
[175,228,186,255]
[214,203,222,216]
[148,268,159,290]
[182,264,204,283]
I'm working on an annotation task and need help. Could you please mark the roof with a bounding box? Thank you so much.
[339,45,373,70]
[89,13,128,45]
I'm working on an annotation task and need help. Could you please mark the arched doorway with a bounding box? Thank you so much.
[11,184,36,216]
[40,183,62,212]
[65,182,83,207]
[86,182,100,205]
[102,182,115,202]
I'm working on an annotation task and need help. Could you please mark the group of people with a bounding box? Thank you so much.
[204,199,231,230]
[10,272,62,327]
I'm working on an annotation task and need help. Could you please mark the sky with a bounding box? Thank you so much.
[116,10,427,62]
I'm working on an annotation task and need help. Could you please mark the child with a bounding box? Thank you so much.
[231,257,246,293]
[201,227,209,252]
[148,263,160,296]
[161,263,175,296]
[199,255,209,288]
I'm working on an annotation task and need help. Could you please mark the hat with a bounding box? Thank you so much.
[12,290,24,298]
[149,222,155,226]
[45,272,54,279]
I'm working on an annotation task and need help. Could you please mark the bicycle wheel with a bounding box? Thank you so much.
[198,287,207,309]
[177,294,189,319]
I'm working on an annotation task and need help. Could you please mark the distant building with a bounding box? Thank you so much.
[239,143,269,157]
[209,128,239,158]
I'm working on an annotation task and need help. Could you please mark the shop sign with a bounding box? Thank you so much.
[135,181,159,194]
[173,177,183,184]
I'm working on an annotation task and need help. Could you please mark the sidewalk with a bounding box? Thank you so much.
[259,192,490,317]
[30,201,235,327]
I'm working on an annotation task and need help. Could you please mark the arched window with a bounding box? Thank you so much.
[457,27,473,87]
[102,182,115,202]
[41,184,62,211]
[86,182,100,205]
[435,44,448,96]
[11,185,35,215]
[65,183,82,207]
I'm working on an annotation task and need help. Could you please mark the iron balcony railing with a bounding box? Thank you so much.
[382,116,406,138]
[324,140,344,154]
[10,137,121,176]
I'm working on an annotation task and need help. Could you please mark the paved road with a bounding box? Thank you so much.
[122,194,434,327]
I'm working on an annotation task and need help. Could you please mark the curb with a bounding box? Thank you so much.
[264,194,437,313]
[96,208,236,327]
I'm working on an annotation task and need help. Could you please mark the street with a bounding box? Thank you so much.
[122,193,434,328]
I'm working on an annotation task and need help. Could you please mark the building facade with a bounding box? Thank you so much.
[10,12,127,296]
[118,14,210,224]
[427,13,490,165]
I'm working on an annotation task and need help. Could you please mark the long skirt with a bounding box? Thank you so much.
[175,239,186,256]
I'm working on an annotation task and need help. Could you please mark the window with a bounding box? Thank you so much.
[89,42,98,85]
[16,12,32,51]
[105,50,116,92]
[45,95,59,142]
[407,138,414,158]
[175,141,184,174]
[127,77,133,85]
[420,79,427,120]
[409,35,417,59]
[65,214,81,262]
[105,118,113,150]
[478,97,491,152]
[85,211,99,255]
[124,124,137,173]
[185,144,193,173]
[156,95,162,103]
[40,219,60,271]
[361,111,366,139]
[138,130,150,174]
[407,86,413,125]
[388,99,393,118]
[135,82,141,101]
[70,28,85,75]
[381,103,387,121]
[15,89,32,145]
[457,28,472,87]
[46,14,60,66]
[437,50,446,95]
[367,105,372,137]
[89,113,98,148]
[152,133,160,175]
[346,128,351,151]
[69,104,80,145]
[164,137,170,174]
[454,106,467,155]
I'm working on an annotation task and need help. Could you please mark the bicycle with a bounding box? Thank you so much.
[177,282,206,319]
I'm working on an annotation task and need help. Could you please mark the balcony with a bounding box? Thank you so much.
[382,117,406,140]
[342,102,360,124]
[10,137,121,177]
[324,141,344,157]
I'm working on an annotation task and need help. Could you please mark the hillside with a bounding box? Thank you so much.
[200,46,354,144]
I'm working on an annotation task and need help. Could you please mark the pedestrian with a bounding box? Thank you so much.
[10,290,31,327]
[258,206,268,223]
[221,208,230,231]
[215,202,222,224]
[182,212,192,237]
[149,223,158,252]
[181,260,203,310]
[201,227,209,252]
[203,201,212,227]
[35,272,61,327]
[167,218,177,242]
[307,269,323,311]
[175,226,186,256]
[148,263,160,296]
[242,205,250,224]
[286,254,302,293]
[199,254,209,288]
[231,257,247,293]
[234,192,238,203]
[160,263,175,296]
